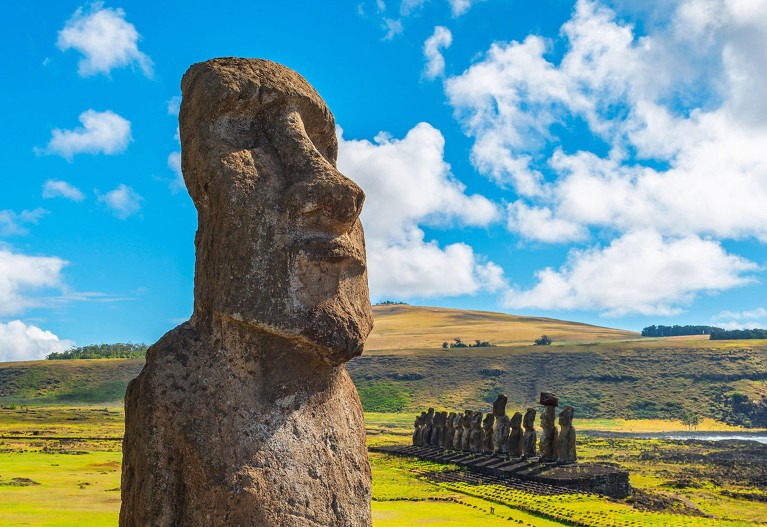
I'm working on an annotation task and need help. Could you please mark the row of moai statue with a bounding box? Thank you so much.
[412,392,576,464]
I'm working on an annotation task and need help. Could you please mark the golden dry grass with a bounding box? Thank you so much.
[366,305,639,351]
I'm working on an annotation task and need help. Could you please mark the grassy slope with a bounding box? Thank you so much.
[366,305,639,350]
[1,307,765,426]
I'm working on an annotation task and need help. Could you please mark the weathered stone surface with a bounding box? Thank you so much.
[508,412,523,457]
[120,58,373,527]
[540,392,559,407]
[539,405,559,462]
[461,410,473,451]
[522,408,537,458]
[445,412,456,448]
[452,413,464,450]
[469,411,484,452]
[482,413,495,453]
[557,405,577,464]
[423,407,435,446]
[413,412,426,446]
[491,394,510,455]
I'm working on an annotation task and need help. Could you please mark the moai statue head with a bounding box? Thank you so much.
[523,408,536,430]
[492,394,508,417]
[453,413,463,430]
[426,408,435,422]
[510,412,523,430]
[180,58,373,365]
[559,405,575,427]
[447,412,456,428]
[471,411,483,429]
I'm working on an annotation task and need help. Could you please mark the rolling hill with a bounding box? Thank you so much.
[1,306,765,427]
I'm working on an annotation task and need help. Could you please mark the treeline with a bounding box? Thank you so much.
[710,328,767,340]
[46,343,148,360]
[442,338,495,349]
[641,325,722,337]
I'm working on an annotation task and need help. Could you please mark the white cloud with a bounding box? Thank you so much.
[713,307,767,329]
[0,321,74,362]
[507,201,586,243]
[98,184,142,218]
[167,151,184,192]
[0,209,47,237]
[400,0,480,16]
[503,230,758,316]
[423,26,452,79]
[42,180,85,202]
[337,122,503,298]
[382,18,404,39]
[43,109,132,160]
[0,250,68,316]
[167,95,181,115]
[57,2,152,77]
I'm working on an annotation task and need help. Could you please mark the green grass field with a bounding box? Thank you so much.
[2,406,766,526]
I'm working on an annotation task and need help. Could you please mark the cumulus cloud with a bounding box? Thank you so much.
[337,122,503,299]
[43,109,132,160]
[167,95,181,115]
[400,0,480,16]
[167,151,183,192]
[0,321,74,362]
[0,209,48,237]
[503,231,758,316]
[446,0,767,241]
[42,180,85,202]
[57,2,152,77]
[423,26,452,79]
[381,18,404,39]
[713,307,767,330]
[98,184,142,218]
[0,250,68,316]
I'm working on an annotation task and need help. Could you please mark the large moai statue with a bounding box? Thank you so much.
[557,406,577,464]
[469,411,484,451]
[120,58,374,527]
[539,392,559,462]
[508,412,524,457]
[445,412,457,448]
[433,412,446,447]
[481,413,496,453]
[452,413,464,450]
[461,410,473,451]
[522,408,537,458]
[492,394,511,455]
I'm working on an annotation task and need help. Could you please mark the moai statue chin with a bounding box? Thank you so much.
[120,58,374,527]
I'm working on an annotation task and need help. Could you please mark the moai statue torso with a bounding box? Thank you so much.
[482,413,496,453]
[492,394,511,455]
[557,406,577,464]
[539,405,559,462]
[461,410,473,451]
[452,413,464,450]
[469,411,484,452]
[508,412,523,457]
[522,408,537,458]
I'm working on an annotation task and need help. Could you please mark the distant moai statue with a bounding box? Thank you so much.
[482,413,496,453]
[445,412,457,448]
[557,406,577,464]
[508,412,523,457]
[492,394,511,455]
[522,408,537,458]
[539,392,559,462]
[469,411,484,451]
[461,410,473,451]
[436,412,449,447]
[431,412,444,447]
[452,413,464,450]
[413,412,425,446]
[423,408,435,446]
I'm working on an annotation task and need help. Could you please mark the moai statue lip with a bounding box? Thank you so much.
[179,57,373,366]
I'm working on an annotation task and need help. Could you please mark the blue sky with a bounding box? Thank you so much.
[2,0,766,360]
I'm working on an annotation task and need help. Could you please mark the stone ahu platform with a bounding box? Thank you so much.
[371,445,631,499]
